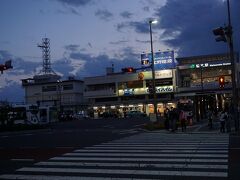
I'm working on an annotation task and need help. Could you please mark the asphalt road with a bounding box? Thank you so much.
[0,118,148,175]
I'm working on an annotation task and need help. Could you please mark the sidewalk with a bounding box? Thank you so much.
[229,131,240,180]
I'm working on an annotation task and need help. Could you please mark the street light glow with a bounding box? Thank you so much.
[151,20,158,24]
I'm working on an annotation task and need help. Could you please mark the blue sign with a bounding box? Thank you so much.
[141,51,176,70]
[124,89,134,96]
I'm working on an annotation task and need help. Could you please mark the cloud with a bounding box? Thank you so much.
[0,83,24,102]
[56,0,93,7]
[64,44,80,51]
[135,39,151,44]
[95,9,114,21]
[154,0,239,56]
[66,47,140,77]
[109,40,129,45]
[142,6,150,12]
[56,7,80,15]
[0,50,42,102]
[117,21,149,34]
[120,11,133,19]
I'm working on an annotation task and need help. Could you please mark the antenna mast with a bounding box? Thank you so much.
[37,38,55,74]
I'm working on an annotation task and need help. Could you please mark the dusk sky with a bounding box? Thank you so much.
[0,0,239,102]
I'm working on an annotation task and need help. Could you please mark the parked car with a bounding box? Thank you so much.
[59,111,74,121]
[101,112,118,118]
[126,111,146,118]
[73,112,89,120]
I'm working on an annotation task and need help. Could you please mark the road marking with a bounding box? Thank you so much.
[74,149,228,153]
[103,142,229,145]
[50,157,228,163]
[0,174,164,180]
[93,144,228,148]
[11,159,35,162]
[86,146,228,150]
[64,152,227,158]
[17,167,228,177]
[36,161,228,169]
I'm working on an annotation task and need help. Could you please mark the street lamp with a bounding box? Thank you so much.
[149,19,158,120]
[57,80,62,113]
[212,0,238,131]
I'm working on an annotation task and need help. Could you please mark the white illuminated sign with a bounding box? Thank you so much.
[146,86,174,94]
[118,85,174,96]
[155,70,173,79]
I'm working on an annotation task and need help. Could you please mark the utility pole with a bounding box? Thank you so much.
[212,0,238,131]
[226,0,239,131]
[149,20,158,121]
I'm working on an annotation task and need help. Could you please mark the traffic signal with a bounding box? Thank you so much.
[219,76,225,89]
[121,67,136,73]
[213,27,227,42]
[0,60,12,74]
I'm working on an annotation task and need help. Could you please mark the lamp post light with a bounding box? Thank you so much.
[57,80,62,113]
[149,20,158,120]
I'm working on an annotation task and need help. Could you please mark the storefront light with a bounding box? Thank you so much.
[129,104,134,107]
[148,104,153,106]
[138,104,143,107]
[102,106,106,109]
[93,106,98,110]
[111,106,116,109]
[120,105,124,108]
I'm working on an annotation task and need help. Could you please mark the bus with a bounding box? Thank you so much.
[8,105,58,125]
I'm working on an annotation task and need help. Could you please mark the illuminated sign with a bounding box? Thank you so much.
[178,61,231,70]
[155,70,173,79]
[146,86,174,94]
[141,51,176,70]
[123,89,134,96]
[118,85,174,96]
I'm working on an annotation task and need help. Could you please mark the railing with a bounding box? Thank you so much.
[178,82,232,92]
[84,89,117,97]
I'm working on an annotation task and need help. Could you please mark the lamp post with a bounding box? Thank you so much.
[226,0,238,131]
[57,80,62,113]
[213,0,238,131]
[149,20,158,120]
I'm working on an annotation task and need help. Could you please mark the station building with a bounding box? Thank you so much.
[176,53,240,121]
[83,51,178,118]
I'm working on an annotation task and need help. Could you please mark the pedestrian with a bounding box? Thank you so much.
[179,110,187,132]
[219,110,227,133]
[207,109,213,130]
[169,107,178,132]
[164,108,169,130]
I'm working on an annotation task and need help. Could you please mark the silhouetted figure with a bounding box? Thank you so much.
[220,110,228,133]
[207,109,213,130]
[179,110,187,132]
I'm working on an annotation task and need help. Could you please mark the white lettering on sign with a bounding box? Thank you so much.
[146,86,174,93]
[155,70,173,79]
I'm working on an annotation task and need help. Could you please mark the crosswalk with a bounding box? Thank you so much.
[0,132,229,179]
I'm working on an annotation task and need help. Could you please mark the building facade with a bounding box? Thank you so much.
[22,74,86,112]
[176,53,239,121]
[84,69,177,118]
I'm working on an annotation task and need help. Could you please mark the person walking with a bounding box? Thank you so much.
[207,109,213,130]
[169,107,177,132]
[219,110,227,133]
[164,108,169,130]
[179,110,187,132]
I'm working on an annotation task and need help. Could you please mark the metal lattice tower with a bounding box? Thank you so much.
[38,38,55,74]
